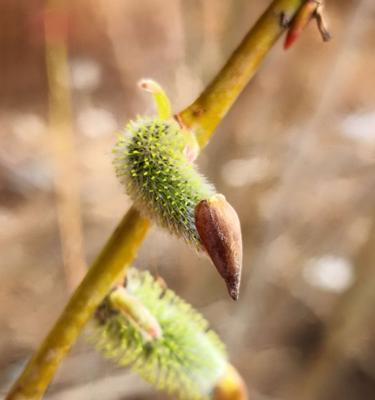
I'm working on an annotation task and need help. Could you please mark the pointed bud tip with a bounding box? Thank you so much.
[228,286,239,301]
[195,194,243,300]
[226,272,240,301]
[284,31,298,50]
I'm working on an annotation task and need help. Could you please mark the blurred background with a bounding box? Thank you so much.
[1,0,375,399]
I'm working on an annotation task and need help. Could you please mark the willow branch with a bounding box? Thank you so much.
[6,0,305,398]
[178,0,305,148]
[6,207,150,400]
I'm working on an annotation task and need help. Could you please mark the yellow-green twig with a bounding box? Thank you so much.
[6,207,150,400]
[6,0,305,398]
[179,0,304,149]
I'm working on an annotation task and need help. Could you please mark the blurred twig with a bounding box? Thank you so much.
[6,1,305,398]
[180,0,205,77]
[44,3,86,292]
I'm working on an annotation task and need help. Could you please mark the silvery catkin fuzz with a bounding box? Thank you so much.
[113,80,242,300]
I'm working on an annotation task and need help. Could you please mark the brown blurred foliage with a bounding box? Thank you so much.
[0,0,375,399]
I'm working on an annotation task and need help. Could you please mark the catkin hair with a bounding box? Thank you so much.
[113,117,215,247]
[88,268,227,400]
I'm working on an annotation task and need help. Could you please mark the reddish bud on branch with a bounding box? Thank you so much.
[195,195,243,300]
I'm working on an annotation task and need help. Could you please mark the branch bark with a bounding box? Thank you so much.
[178,0,304,148]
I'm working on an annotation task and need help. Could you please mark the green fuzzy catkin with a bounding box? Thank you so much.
[113,117,215,247]
[89,268,227,400]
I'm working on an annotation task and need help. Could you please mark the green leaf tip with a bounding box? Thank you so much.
[108,286,162,341]
[139,79,172,120]
[88,268,228,399]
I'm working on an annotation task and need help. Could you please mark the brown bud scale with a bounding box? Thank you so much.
[195,194,243,300]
